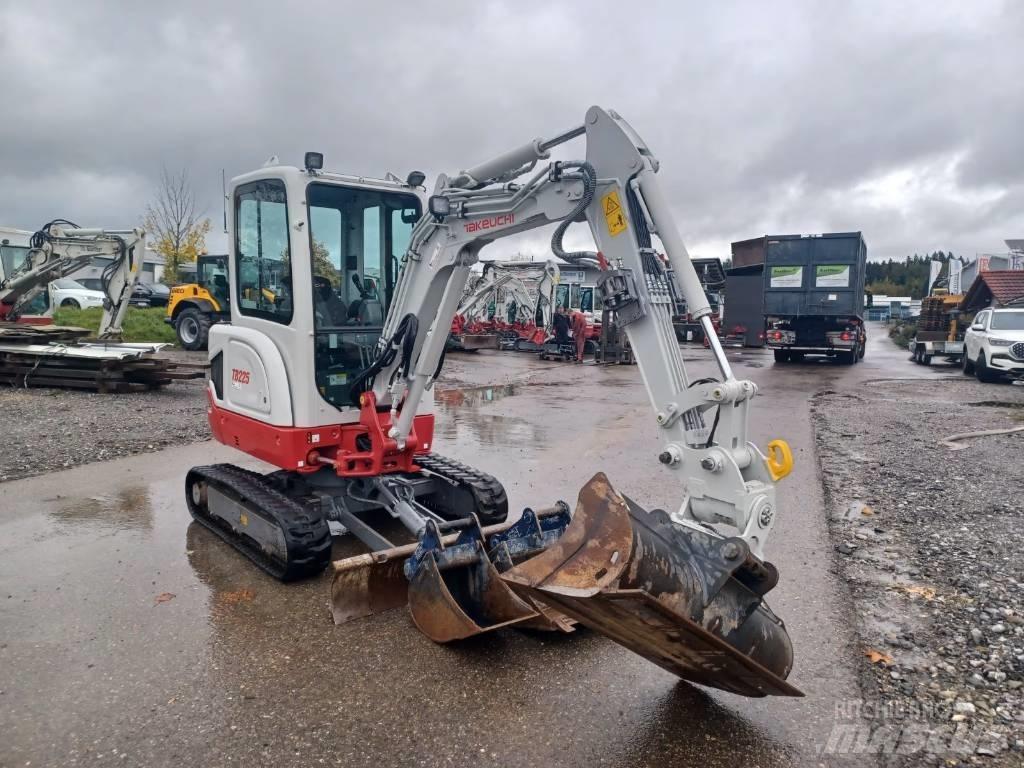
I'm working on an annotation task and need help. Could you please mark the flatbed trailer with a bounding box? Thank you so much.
[910,293,964,365]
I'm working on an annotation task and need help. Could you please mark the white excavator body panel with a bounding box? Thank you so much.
[212,165,428,429]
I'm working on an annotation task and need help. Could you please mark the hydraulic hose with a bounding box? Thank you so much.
[348,313,419,405]
[550,161,600,266]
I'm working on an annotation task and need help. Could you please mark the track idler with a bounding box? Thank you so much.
[500,473,803,698]
[330,504,576,641]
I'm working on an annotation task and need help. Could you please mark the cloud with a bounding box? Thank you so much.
[1,0,1021,262]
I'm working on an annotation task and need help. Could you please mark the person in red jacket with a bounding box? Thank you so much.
[571,310,588,363]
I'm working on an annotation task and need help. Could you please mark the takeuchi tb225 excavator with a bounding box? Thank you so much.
[186,107,801,698]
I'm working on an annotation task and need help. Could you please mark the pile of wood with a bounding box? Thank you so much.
[0,323,207,393]
[915,295,964,342]
[0,323,92,344]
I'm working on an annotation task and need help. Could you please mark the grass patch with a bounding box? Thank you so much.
[53,306,177,344]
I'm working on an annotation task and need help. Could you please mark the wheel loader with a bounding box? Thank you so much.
[185,108,802,698]
[165,253,230,350]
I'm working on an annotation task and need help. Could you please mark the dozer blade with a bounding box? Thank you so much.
[501,473,803,698]
[330,504,576,639]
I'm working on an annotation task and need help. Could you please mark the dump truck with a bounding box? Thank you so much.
[764,232,867,364]
[910,291,964,365]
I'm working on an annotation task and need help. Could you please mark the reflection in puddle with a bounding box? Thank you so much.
[433,383,545,448]
[434,383,518,407]
[49,486,154,532]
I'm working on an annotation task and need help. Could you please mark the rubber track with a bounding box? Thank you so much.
[415,453,509,525]
[186,464,332,581]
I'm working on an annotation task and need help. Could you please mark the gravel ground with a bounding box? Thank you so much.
[814,372,1024,766]
[0,349,564,484]
[0,349,210,482]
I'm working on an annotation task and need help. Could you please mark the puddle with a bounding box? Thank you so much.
[434,383,519,407]
[432,383,548,448]
[49,486,154,532]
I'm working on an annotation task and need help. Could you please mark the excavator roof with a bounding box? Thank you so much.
[231,165,426,199]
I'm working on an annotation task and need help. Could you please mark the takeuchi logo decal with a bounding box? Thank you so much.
[464,213,514,233]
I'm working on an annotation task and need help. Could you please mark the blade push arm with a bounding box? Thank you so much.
[0,223,146,339]
[364,107,789,560]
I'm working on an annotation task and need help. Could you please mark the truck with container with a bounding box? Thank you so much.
[909,291,964,365]
[763,232,867,364]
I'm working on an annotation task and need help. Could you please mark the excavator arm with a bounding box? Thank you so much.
[0,222,146,339]
[344,107,800,696]
[365,107,787,561]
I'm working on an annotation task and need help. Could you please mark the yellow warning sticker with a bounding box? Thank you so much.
[602,190,628,237]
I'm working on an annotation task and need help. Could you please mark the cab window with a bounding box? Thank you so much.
[306,182,420,408]
[235,180,291,323]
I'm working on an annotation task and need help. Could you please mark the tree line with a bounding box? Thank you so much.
[865,252,956,299]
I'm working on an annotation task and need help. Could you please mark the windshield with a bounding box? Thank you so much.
[307,182,420,408]
[1,244,31,279]
[197,257,229,307]
[54,278,87,290]
[991,310,1024,331]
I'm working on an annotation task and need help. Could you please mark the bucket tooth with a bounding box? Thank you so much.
[501,473,803,698]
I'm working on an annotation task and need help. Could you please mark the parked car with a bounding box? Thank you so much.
[76,278,170,308]
[130,281,170,308]
[50,278,106,310]
[962,307,1024,382]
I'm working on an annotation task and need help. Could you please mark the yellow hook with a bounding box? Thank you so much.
[766,439,794,482]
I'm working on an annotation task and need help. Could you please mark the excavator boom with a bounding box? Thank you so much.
[333,107,799,696]
[0,222,146,339]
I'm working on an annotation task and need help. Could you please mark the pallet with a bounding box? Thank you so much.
[0,347,207,393]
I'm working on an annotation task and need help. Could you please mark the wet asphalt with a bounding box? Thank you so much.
[0,324,943,767]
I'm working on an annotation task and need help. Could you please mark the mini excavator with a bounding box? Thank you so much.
[186,107,801,697]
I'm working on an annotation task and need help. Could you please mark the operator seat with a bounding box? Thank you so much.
[211,274,229,307]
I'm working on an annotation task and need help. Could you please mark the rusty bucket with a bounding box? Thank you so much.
[500,473,803,698]
[330,505,576,641]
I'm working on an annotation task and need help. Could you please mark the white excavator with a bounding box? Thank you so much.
[452,259,560,349]
[0,220,146,338]
[185,107,800,698]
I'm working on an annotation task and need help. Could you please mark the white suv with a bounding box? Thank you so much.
[962,307,1024,382]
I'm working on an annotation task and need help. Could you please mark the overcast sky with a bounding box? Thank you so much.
[2,0,1021,262]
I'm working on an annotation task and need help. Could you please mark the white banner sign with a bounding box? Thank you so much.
[815,265,850,288]
[770,266,802,288]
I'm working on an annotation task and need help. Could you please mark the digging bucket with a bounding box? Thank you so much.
[500,473,803,698]
[330,504,575,640]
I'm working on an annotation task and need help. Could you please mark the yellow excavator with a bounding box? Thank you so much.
[184,108,801,698]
